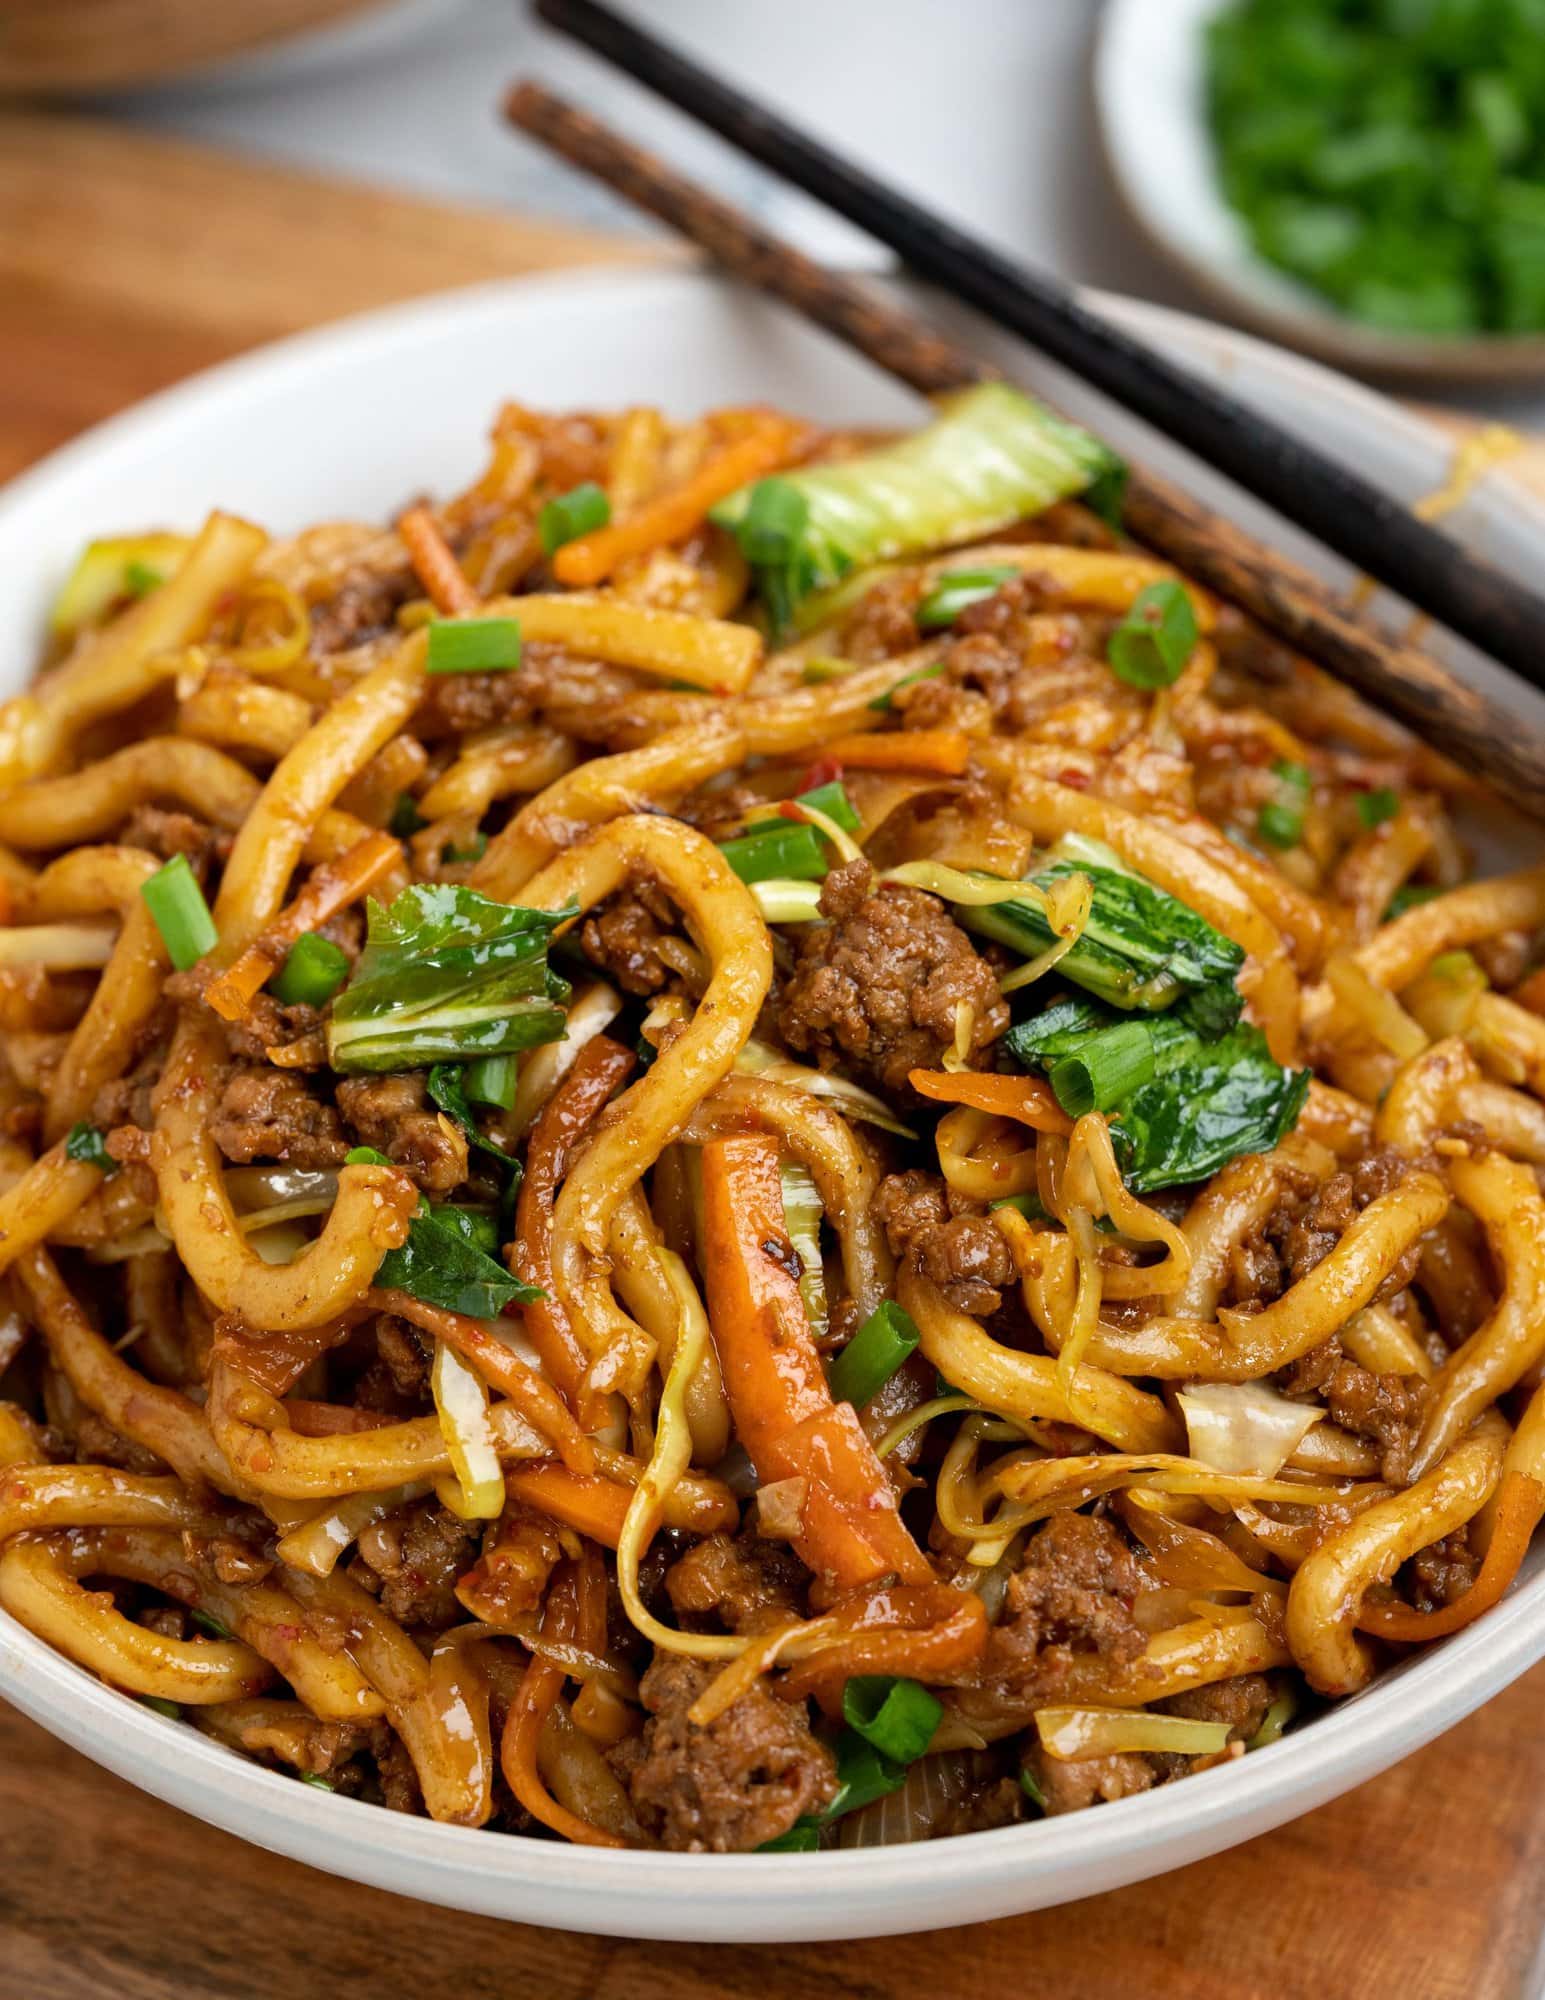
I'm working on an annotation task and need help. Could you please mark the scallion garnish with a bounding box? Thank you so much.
[841,1675,942,1764]
[141,1697,182,1720]
[1046,1017,1159,1117]
[1106,580,1198,689]
[346,1145,392,1168]
[1386,882,1442,919]
[1257,760,1312,851]
[463,1052,519,1110]
[823,1730,908,1820]
[737,477,810,566]
[442,832,489,864]
[424,617,523,676]
[269,932,350,1009]
[828,1299,920,1408]
[539,481,611,557]
[140,853,218,971]
[1356,786,1400,829]
[867,659,945,712]
[191,1607,234,1641]
[298,1772,337,1791]
[64,1122,114,1172]
[793,778,861,834]
[915,564,1018,630]
[719,821,828,885]
[123,557,165,596]
[1019,1766,1047,1813]
[389,793,427,839]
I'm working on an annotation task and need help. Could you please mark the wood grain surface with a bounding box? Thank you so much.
[0,110,1542,2000]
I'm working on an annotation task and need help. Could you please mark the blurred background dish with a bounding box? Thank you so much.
[1096,0,1545,383]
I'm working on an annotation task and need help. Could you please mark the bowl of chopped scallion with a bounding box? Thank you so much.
[1096,0,1545,378]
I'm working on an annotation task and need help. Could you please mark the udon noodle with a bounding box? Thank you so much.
[2,385,1542,1851]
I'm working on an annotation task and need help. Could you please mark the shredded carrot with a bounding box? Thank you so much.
[399,504,478,615]
[910,1067,1073,1134]
[823,730,972,776]
[369,1289,594,1476]
[1356,1471,1545,1642]
[700,1133,933,1591]
[504,1467,630,1547]
[204,831,401,1023]
[552,411,807,587]
[500,1563,628,1848]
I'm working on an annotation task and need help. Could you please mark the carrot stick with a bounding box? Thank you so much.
[398,504,478,614]
[513,1036,636,1404]
[910,1068,1073,1134]
[777,1584,987,1705]
[501,1562,628,1848]
[699,1133,932,1591]
[204,831,400,1023]
[824,730,972,776]
[552,412,806,587]
[505,1462,736,1544]
[1356,1471,1545,1642]
[369,1289,594,1476]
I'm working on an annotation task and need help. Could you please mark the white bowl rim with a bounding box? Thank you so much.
[0,260,1542,1938]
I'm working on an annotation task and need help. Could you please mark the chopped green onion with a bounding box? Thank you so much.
[989,1190,1051,1222]
[841,1676,942,1764]
[123,557,165,596]
[793,779,861,834]
[868,659,945,712]
[1019,1765,1047,1813]
[822,1730,907,1821]
[345,1146,393,1168]
[298,1771,337,1791]
[424,617,523,676]
[433,1205,500,1259]
[1106,580,1198,690]
[140,853,218,971]
[751,880,826,925]
[915,564,1019,630]
[64,1122,114,1172]
[1047,1017,1158,1117]
[800,656,854,686]
[1356,787,1400,830]
[1257,801,1304,850]
[140,1697,182,1719]
[757,1819,822,1852]
[828,1299,920,1408]
[191,1607,234,1640]
[1273,760,1312,793]
[442,832,489,865]
[719,821,828,885]
[269,932,350,1008]
[539,480,610,556]
[389,793,427,839]
[1246,1690,1298,1750]
[463,1053,519,1110]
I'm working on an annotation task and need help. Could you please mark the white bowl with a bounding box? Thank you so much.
[1,266,1543,1942]
[1095,0,1545,383]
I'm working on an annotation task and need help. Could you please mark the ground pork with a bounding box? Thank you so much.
[1159,1674,1273,1740]
[579,877,683,996]
[614,1654,838,1852]
[118,806,228,872]
[351,1501,478,1629]
[1405,1530,1482,1610]
[1279,1336,1428,1483]
[208,1066,346,1169]
[665,1532,809,1635]
[335,1072,467,1195]
[872,1168,1015,1317]
[775,859,1007,1097]
[1023,1745,1154,1817]
[1269,1147,1414,1291]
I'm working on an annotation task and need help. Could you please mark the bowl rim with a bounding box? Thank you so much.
[2,259,1543,1936]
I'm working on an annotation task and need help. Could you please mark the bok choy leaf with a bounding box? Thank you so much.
[710,383,1126,634]
[327,883,572,1074]
[1006,995,1309,1191]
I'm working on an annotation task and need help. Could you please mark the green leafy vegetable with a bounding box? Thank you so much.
[140,853,218,972]
[828,1300,920,1408]
[842,1676,942,1764]
[191,1608,234,1640]
[958,834,1245,1031]
[375,1193,540,1318]
[123,557,166,597]
[821,1729,908,1821]
[539,481,610,556]
[64,1123,115,1173]
[1007,995,1310,1191]
[389,793,427,839]
[140,1697,182,1720]
[757,1821,822,1852]
[1257,760,1312,851]
[1356,786,1400,829]
[298,1772,337,1791]
[915,564,1020,631]
[463,1052,519,1110]
[269,932,350,1008]
[425,617,523,676]
[426,1062,522,1188]
[710,383,1126,633]
[1019,1765,1047,1813]
[1386,882,1443,919]
[327,883,570,1073]
[1106,580,1199,689]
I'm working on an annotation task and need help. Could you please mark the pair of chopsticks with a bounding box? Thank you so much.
[510,0,1545,818]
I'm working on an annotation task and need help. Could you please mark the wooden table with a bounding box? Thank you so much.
[2,112,1543,2000]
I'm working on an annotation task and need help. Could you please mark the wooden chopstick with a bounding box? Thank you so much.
[530,0,1545,700]
[504,76,1545,820]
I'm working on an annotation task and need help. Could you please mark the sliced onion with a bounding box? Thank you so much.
[508,978,622,1138]
[430,1339,505,1519]
[836,1751,976,1848]
[223,1166,339,1212]
[754,1476,807,1540]
[1034,1705,1233,1761]
[1177,1381,1324,1480]
[735,1039,916,1138]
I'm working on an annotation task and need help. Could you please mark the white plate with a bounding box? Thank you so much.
[1,266,1543,1942]
[1096,0,1545,383]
